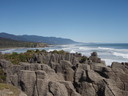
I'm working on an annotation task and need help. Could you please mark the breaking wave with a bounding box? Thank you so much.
[1,43,128,65]
[113,52,128,59]
[98,47,114,50]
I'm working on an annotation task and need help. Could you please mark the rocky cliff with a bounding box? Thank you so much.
[0,51,128,96]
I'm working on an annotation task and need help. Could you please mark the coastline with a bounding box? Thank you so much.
[0,46,49,52]
[1,43,128,66]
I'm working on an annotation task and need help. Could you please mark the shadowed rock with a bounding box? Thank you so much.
[0,52,128,96]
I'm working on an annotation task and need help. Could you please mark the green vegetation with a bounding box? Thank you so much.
[1,49,48,64]
[79,56,88,63]
[0,68,6,83]
[3,51,34,64]
[0,49,71,64]
[51,50,69,54]
[0,37,47,48]
[0,83,20,96]
[0,49,85,65]
[41,49,47,53]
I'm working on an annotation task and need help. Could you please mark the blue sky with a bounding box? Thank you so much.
[0,0,128,43]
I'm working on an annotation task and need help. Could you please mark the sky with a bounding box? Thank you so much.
[0,0,128,43]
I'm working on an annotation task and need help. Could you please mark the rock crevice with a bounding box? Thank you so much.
[0,52,128,96]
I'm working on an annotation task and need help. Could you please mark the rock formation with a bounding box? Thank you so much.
[0,51,128,96]
[0,83,27,96]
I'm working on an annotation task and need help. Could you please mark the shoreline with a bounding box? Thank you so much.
[0,46,49,51]
[1,44,128,66]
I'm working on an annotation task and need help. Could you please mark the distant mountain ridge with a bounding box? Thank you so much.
[0,32,77,44]
[0,37,47,48]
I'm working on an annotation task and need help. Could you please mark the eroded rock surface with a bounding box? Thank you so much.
[0,52,128,96]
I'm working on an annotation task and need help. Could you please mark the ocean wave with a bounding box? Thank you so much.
[1,49,16,54]
[79,47,97,51]
[70,50,76,53]
[98,47,128,52]
[102,58,128,66]
[47,49,56,52]
[79,47,89,50]
[113,52,128,59]
[102,59,114,66]
[98,47,114,50]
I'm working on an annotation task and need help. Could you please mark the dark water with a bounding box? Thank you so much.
[84,43,128,49]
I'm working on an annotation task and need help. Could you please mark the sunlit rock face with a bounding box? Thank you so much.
[0,52,128,96]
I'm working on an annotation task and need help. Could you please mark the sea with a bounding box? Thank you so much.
[1,43,128,66]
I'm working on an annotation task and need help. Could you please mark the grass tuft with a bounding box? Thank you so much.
[0,83,20,96]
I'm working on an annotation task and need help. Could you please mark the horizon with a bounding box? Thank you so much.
[0,0,128,43]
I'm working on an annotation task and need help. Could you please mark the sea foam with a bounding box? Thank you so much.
[1,44,128,66]
[113,52,128,59]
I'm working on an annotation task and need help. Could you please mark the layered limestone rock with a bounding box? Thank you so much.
[0,52,128,96]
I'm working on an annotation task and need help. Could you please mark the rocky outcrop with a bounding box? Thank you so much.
[0,89,27,96]
[0,83,27,96]
[0,52,128,96]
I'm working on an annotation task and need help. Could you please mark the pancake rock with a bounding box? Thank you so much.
[0,52,128,96]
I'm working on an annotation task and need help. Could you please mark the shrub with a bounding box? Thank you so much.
[41,49,47,53]
[0,69,6,83]
[51,50,69,54]
[79,56,88,63]
[3,51,34,64]
[26,50,35,53]
[35,49,40,53]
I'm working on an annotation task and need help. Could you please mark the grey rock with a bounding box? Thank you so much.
[19,70,36,96]
[60,81,81,96]
[79,82,96,96]
[48,81,68,96]
[0,59,12,69]
[1,52,128,96]
[75,64,90,83]
[89,52,102,63]
[91,52,98,56]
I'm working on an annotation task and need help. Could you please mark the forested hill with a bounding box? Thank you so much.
[0,37,47,48]
[0,32,77,44]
